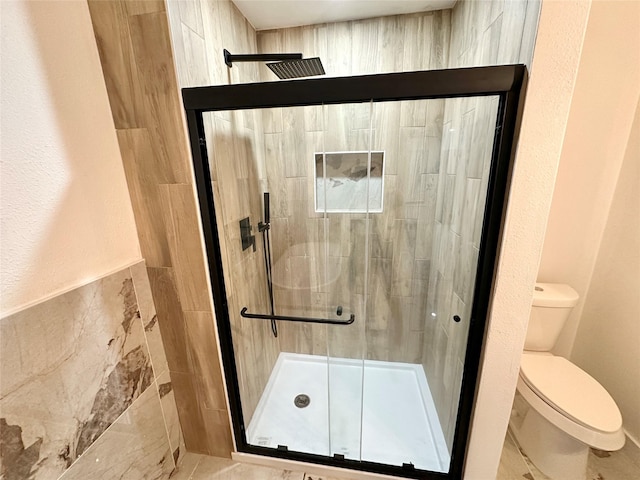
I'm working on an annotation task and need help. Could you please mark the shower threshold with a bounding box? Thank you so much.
[246,353,450,473]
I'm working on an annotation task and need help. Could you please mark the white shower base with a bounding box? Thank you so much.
[246,353,450,473]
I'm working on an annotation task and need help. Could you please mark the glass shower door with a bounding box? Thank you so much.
[188,66,521,479]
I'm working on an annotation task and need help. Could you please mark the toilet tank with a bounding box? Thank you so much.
[525,283,580,351]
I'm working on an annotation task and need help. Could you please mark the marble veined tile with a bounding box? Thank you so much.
[0,267,153,479]
[58,382,174,480]
[131,261,169,378]
[157,370,183,466]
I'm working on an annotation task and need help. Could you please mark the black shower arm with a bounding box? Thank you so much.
[224,49,303,67]
[240,307,355,325]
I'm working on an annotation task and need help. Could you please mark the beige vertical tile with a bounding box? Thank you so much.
[416,174,439,260]
[432,10,451,69]
[497,0,528,64]
[156,370,183,463]
[87,0,145,129]
[128,12,190,184]
[131,261,170,378]
[170,371,208,454]
[180,23,209,87]
[402,14,430,71]
[200,0,227,86]
[159,184,212,312]
[351,19,379,75]
[397,127,426,217]
[117,129,172,267]
[480,15,503,66]
[177,0,204,36]
[377,15,404,74]
[183,311,227,410]
[263,108,283,134]
[202,408,234,458]
[372,102,400,175]
[326,21,352,77]
[282,107,306,177]
[518,0,542,66]
[148,267,190,373]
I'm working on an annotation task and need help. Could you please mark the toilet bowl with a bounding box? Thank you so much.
[509,283,625,480]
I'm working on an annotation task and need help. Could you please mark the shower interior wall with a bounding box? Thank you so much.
[166,0,539,454]
[256,11,451,363]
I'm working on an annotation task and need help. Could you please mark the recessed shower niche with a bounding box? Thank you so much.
[314,151,385,213]
[184,67,526,479]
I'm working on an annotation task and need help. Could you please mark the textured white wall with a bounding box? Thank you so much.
[571,100,640,445]
[464,1,592,478]
[538,0,640,358]
[0,0,140,316]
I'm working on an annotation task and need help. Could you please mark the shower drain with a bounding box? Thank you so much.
[294,394,310,408]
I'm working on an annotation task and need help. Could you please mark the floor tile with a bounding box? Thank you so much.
[192,455,305,479]
[587,441,640,480]
[171,452,204,479]
[497,431,533,480]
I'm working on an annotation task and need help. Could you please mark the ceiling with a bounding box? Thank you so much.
[232,0,457,31]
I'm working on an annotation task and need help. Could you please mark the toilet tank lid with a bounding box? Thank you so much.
[533,283,579,307]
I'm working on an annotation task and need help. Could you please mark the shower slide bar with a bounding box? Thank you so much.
[240,307,355,325]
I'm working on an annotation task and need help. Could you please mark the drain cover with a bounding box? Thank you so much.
[294,394,310,408]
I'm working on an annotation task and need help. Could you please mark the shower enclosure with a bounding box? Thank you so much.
[184,66,526,479]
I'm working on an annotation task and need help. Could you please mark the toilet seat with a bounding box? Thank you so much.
[517,353,625,451]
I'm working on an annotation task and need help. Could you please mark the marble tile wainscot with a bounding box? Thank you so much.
[0,263,183,480]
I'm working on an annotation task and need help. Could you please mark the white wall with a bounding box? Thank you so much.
[571,100,640,445]
[538,0,640,357]
[464,1,592,477]
[0,0,141,316]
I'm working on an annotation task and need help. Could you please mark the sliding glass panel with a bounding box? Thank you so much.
[200,92,501,473]
[320,101,374,461]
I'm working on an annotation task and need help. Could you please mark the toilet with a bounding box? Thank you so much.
[509,283,625,480]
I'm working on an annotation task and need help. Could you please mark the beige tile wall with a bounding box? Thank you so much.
[257,11,451,363]
[165,0,280,426]
[87,0,231,457]
[422,0,541,451]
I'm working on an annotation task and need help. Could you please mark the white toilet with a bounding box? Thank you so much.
[510,282,625,480]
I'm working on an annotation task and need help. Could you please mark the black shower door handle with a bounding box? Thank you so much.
[240,307,355,325]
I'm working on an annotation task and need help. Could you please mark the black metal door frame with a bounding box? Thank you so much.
[182,65,527,480]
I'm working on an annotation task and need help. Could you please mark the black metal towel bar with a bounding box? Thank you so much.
[240,307,355,325]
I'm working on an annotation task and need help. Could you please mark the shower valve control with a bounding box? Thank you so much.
[239,217,256,252]
[336,306,343,316]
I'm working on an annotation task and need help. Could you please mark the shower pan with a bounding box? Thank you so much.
[183,65,527,479]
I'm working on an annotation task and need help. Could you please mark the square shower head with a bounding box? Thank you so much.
[267,57,325,79]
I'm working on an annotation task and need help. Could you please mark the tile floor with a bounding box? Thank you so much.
[497,428,640,480]
[172,430,640,480]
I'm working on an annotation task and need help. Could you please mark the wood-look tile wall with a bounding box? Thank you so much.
[87,0,231,457]
[421,0,541,451]
[164,0,280,426]
[257,11,451,363]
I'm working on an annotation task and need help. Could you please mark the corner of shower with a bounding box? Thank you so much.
[183,65,527,479]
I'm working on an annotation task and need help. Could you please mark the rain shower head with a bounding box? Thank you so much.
[223,49,325,79]
[267,57,325,79]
